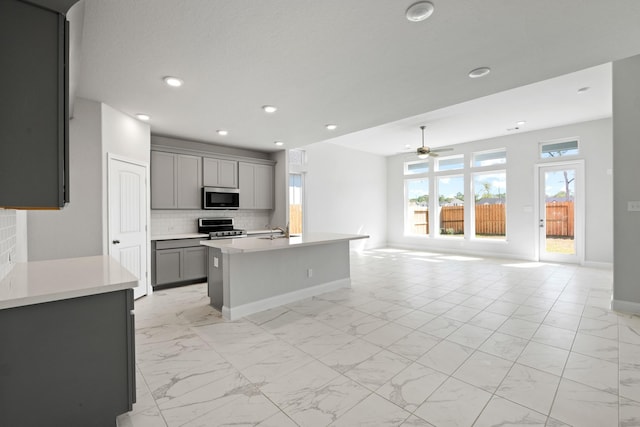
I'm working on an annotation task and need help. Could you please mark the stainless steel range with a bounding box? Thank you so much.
[198,217,247,239]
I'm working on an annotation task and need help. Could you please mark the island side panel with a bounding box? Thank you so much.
[226,240,350,308]
[207,247,224,310]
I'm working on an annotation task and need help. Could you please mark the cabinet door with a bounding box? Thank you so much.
[218,160,238,188]
[238,162,255,209]
[0,1,68,208]
[254,164,274,209]
[183,246,207,280]
[176,154,202,209]
[202,157,220,187]
[151,151,177,209]
[155,249,182,285]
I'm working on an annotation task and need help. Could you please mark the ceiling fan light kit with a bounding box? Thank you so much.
[405,1,435,22]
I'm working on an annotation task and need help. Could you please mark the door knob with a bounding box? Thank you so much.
[112,240,121,244]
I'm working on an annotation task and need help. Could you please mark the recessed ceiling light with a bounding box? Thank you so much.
[577,86,590,94]
[274,141,284,146]
[262,105,278,113]
[468,67,491,78]
[405,1,434,22]
[163,76,183,87]
[326,124,337,130]
[516,120,526,126]
[136,113,150,121]
[217,130,228,136]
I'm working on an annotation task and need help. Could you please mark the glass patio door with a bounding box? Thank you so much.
[538,162,583,263]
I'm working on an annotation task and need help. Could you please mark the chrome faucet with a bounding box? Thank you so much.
[271,223,290,239]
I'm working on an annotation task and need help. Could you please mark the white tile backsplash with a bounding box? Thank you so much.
[151,210,272,235]
[0,209,17,281]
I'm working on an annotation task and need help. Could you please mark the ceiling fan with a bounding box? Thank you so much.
[415,125,452,159]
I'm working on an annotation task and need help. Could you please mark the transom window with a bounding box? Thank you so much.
[404,160,429,175]
[540,139,579,159]
[472,149,506,167]
[436,155,464,171]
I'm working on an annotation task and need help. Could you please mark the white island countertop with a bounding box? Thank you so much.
[201,232,369,254]
[0,255,139,310]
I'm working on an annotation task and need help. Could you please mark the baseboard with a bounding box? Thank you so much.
[611,299,640,315]
[222,278,351,320]
[582,261,613,269]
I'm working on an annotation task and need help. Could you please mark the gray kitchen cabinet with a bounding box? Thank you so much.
[239,162,274,209]
[151,151,202,209]
[0,288,135,427]
[153,238,207,287]
[0,0,75,208]
[203,157,238,188]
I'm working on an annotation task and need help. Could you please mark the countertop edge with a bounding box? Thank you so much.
[201,233,369,254]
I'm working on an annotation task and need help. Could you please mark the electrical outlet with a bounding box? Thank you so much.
[307,268,313,278]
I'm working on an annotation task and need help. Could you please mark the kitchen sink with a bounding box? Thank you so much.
[258,234,300,240]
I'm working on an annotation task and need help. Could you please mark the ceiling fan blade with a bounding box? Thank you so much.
[430,147,453,153]
[429,152,440,157]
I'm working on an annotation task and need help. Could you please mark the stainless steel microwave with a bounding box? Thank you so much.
[202,187,240,210]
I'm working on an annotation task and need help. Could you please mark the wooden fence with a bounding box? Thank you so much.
[411,202,573,238]
[546,201,574,237]
[290,204,303,234]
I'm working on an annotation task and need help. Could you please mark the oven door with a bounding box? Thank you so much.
[202,187,239,209]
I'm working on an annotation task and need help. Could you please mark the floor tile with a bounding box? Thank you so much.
[572,332,618,363]
[497,317,540,340]
[516,341,569,376]
[387,330,440,360]
[473,396,547,427]
[344,349,412,391]
[317,338,383,373]
[416,339,474,375]
[376,363,448,412]
[550,378,618,427]
[469,310,509,330]
[418,316,463,338]
[362,322,413,347]
[620,397,640,427]
[182,393,280,427]
[414,377,492,427]
[578,316,619,340]
[394,310,437,329]
[280,375,371,427]
[400,415,436,426]
[331,393,411,426]
[563,351,618,394]
[496,363,560,414]
[446,323,493,349]
[531,324,576,350]
[452,350,513,392]
[479,332,528,361]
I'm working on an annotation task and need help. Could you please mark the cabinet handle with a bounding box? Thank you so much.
[113,240,121,244]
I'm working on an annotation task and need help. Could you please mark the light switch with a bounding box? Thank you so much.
[628,201,640,212]
[213,257,219,268]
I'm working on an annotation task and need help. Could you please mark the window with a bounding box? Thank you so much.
[289,174,304,234]
[404,160,429,175]
[437,175,464,236]
[406,178,429,235]
[540,139,579,158]
[472,149,506,167]
[436,155,464,171]
[473,171,506,239]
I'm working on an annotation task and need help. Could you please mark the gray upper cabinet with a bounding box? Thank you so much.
[239,162,274,210]
[151,151,202,209]
[203,157,238,188]
[0,0,71,208]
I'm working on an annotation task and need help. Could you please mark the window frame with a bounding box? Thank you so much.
[539,137,580,160]
[471,169,507,241]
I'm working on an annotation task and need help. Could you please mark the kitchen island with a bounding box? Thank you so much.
[0,256,138,427]
[201,232,368,320]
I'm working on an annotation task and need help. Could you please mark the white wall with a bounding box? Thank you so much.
[612,54,640,311]
[387,118,613,263]
[304,143,387,249]
[28,98,103,261]
[100,103,151,254]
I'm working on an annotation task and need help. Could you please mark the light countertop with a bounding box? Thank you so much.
[0,255,139,310]
[151,233,209,241]
[200,232,369,254]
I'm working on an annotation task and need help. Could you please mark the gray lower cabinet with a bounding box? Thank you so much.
[153,239,207,287]
[0,289,135,427]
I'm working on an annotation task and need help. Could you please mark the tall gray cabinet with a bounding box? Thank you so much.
[151,151,202,209]
[0,0,77,208]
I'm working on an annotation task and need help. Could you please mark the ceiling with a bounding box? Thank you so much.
[75,0,640,155]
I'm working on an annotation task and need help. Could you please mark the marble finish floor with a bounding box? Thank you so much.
[117,248,640,427]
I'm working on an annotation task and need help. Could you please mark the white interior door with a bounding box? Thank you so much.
[108,155,149,299]
[537,161,584,264]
